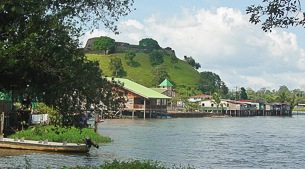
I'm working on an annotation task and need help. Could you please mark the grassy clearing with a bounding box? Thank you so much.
[86,53,200,88]
[8,125,111,144]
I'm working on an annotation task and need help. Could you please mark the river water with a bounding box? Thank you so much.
[1,115,305,168]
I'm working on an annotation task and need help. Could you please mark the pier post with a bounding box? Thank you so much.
[143,99,146,119]
[0,112,4,135]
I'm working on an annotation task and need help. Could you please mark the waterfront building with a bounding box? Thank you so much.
[108,78,171,118]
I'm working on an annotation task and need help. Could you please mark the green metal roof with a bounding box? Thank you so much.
[108,78,171,99]
[159,79,173,87]
[151,88,168,93]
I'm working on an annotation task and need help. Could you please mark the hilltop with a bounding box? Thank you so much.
[86,53,200,89]
[84,37,200,89]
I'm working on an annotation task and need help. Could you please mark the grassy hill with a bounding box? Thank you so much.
[86,53,200,89]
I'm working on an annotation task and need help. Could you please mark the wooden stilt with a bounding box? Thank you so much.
[0,112,4,136]
[143,99,146,119]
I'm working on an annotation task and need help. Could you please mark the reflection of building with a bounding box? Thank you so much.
[109,78,171,118]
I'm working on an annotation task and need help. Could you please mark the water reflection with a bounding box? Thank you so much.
[1,116,305,168]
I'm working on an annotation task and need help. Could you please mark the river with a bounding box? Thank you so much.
[1,115,305,168]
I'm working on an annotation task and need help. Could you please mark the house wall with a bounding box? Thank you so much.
[200,100,230,107]
[162,90,175,97]
[266,104,272,111]
[227,102,241,110]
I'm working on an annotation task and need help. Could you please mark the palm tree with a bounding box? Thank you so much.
[211,92,222,113]
[276,92,289,103]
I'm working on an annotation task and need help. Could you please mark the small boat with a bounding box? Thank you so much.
[0,137,89,153]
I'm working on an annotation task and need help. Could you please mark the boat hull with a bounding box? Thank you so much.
[0,138,89,153]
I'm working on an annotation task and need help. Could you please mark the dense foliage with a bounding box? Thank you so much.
[0,0,133,126]
[198,71,228,97]
[139,38,161,53]
[125,50,136,66]
[8,125,111,144]
[149,50,164,66]
[108,57,124,77]
[184,56,201,70]
[240,87,248,100]
[93,36,116,54]
[151,66,169,86]
[246,0,305,32]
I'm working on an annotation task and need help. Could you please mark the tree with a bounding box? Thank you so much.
[0,0,133,127]
[276,91,289,103]
[278,85,290,94]
[246,0,305,32]
[93,36,115,54]
[184,56,201,70]
[170,55,179,68]
[151,65,169,86]
[149,50,164,66]
[219,81,229,98]
[211,92,222,113]
[139,38,161,53]
[198,71,222,95]
[240,87,248,100]
[125,50,136,66]
[109,57,124,77]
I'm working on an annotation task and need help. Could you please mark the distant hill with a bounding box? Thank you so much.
[86,53,200,89]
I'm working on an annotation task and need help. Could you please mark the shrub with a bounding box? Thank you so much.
[8,125,111,144]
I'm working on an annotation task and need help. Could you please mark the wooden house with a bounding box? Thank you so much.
[109,78,171,118]
[273,102,290,115]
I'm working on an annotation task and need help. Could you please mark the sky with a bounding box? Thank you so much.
[80,0,305,92]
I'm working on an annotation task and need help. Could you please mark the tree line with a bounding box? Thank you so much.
[0,0,134,127]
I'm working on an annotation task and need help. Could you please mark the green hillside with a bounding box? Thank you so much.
[86,53,200,89]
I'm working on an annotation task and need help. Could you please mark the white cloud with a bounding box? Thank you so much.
[79,29,110,47]
[80,6,305,91]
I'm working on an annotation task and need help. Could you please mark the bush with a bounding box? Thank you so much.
[8,125,111,144]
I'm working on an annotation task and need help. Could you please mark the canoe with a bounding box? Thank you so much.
[0,137,89,153]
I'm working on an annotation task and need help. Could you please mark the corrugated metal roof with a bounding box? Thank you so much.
[108,78,171,99]
[150,88,168,93]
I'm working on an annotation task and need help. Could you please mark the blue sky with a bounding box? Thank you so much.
[81,0,305,92]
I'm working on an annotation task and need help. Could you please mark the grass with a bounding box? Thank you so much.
[86,53,200,88]
[8,125,111,144]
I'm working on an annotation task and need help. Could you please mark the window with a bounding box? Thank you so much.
[128,98,133,104]
[157,99,161,105]
[162,99,167,105]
